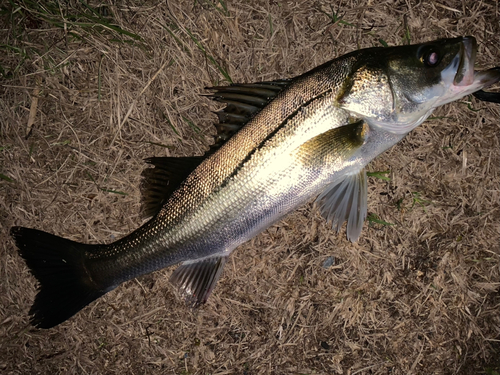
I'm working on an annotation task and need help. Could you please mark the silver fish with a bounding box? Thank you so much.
[11,36,500,328]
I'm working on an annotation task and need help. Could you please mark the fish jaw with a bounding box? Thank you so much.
[356,37,499,135]
[453,36,477,87]
[439,67,500,106]
[436,37,500,106]
[418,36,500,114]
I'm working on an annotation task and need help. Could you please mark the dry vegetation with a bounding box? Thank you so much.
[1,0,499,374]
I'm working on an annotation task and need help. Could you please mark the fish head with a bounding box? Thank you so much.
[339,36,500,134]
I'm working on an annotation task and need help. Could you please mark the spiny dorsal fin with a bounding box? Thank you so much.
[169,255,228,307]
[316,169,368,242]
[140,156,204,219]
[207,79,291,148]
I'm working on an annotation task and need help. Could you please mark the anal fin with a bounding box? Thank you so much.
[170,255,228,307]
[316,169,368,242]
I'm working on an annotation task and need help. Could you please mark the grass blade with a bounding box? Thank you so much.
[367,170,391,181]
[182,116,201,134]
[0,173,14,182]
[185,27,232,83]
[368,213,394,226]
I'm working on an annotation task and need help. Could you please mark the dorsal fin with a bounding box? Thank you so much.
[207,79,291,148]
[140,156,204,218]
[141,80,291,218]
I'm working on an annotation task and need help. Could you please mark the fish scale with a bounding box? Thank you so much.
[11,36,500,328]
[86,73,356,283]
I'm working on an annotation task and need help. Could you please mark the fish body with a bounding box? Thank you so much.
[11,36,500,328]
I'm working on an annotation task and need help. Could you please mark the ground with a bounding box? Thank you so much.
[0,1,499,374]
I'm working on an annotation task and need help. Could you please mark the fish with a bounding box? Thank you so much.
[11,36,500,329]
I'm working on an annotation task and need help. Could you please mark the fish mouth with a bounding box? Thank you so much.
[454,36,500,89]
[454,36,477,86]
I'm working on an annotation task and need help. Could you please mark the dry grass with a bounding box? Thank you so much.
[1,0,499,374]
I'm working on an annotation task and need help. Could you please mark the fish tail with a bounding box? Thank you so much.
[11,226,109,329]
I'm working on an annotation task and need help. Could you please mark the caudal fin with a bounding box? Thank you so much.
[11,226,108,329]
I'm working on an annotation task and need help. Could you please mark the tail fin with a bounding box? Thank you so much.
[11,226,108,329]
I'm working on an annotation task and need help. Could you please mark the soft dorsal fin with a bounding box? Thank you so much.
[316,169,368,242]
[140,156,204,218]
[169,255,228,307]
[207,79,291,148]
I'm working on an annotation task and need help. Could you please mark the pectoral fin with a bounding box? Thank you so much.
[169,256,228,307]
[316,169,367,242]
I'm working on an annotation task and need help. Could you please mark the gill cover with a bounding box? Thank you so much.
[339,37,469,134]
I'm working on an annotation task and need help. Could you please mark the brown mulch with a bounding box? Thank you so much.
[1,1,499,374]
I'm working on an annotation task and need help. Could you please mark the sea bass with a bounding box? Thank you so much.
[11,36,500,328]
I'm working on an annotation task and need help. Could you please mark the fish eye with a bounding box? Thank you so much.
[420,47,441,67]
